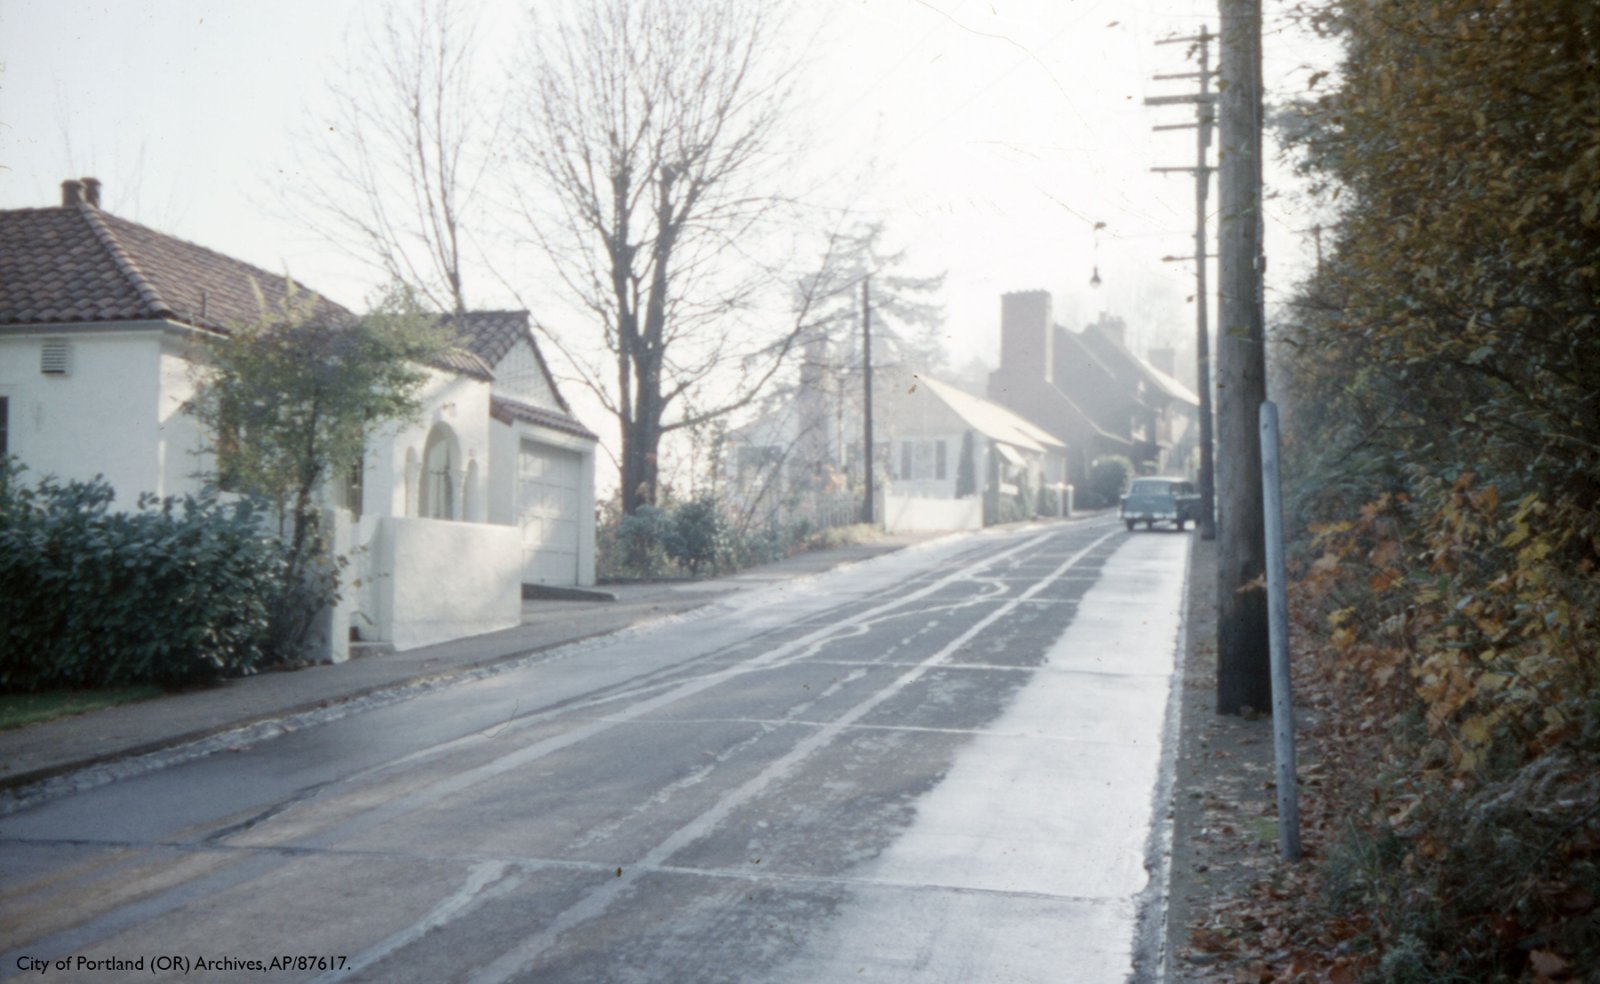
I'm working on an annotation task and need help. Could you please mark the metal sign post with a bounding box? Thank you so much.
[1260,399,1302,861]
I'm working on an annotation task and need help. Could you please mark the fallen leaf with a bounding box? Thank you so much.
[1529,950,1569,977]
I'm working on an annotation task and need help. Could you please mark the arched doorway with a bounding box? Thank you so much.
[418,423,460,520]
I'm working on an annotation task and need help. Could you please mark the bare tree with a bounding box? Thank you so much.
[512,0,817,514]
[294,0,491,315]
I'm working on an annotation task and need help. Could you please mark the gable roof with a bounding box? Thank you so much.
[919,375,1067,454]
[0,201,352,333]
[1077,322,1199,408]
[0,185,500,383]
[490,397,599,442]
[1055,325,1122,387]
[440,309,580,416]
[446,310,529,365]
[988,371,1134,450]
[431,348,496,381]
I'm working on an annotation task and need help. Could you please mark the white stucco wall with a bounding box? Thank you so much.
[0,324,193,507]
[362,366,494,523]
[487,419,518,528]
[367,516,522,651]
[157,334,210,498]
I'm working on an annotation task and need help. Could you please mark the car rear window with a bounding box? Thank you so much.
[1129,480,1169,494]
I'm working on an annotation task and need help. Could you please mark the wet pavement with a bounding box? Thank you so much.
[0,517,1190,983]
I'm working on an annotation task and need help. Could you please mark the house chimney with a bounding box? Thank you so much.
[61,179,84,206]
[999,290,1054,385]
[81,177,101,208]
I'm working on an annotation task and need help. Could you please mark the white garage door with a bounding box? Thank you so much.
[517,440,582,584]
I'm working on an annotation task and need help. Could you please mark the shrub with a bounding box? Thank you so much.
[614,504,671,578]
[0,462,304,691]
[663,497,727,576]
[1088,455,1133,506]
[725,521,791,570]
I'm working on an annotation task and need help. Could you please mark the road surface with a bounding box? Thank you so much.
[1,518,1189,983]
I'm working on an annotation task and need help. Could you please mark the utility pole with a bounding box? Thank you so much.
[1146,27,1218,542]
[1215,0,1271,716]
[861,276,875,526]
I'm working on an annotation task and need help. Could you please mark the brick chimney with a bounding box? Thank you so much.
[999,290,1054,385]
[82,177,101,208]
[61,179,84,206]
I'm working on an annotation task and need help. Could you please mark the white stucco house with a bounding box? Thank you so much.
[0,178,598,655]
[879,374,1070,531]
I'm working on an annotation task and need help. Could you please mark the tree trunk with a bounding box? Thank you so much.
[621,425,661,514]
[1215,0,1272,716]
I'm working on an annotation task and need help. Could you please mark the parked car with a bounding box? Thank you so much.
[1120,477,1202,531]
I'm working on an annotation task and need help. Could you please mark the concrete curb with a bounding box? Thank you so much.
[0,620,666,794]
[0,533,957,798]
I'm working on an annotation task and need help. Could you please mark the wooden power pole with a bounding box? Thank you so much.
[861,276,875,526]
[1215,0,1271,715]
[1146,27,1218,542]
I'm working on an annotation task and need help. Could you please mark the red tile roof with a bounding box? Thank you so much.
[432,348,495,381]
[0,202,353,332]
[442,309,582,418]
[0,196,500,383]
[490,396,599,442]
[445,310,530,365]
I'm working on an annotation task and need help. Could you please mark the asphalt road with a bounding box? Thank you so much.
[1,517,1190,984]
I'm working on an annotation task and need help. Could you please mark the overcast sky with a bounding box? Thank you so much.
[0,0,1333,448]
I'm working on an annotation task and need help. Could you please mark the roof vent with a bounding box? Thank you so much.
[41,339,72,376]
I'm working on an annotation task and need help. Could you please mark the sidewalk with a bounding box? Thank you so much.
[0,532,945,795]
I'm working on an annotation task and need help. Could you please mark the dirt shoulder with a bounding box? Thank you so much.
[1162,536,1299,982]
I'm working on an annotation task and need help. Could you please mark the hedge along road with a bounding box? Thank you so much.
[0,516,1190,984]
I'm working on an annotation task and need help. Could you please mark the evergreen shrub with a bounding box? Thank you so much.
[0,462,298,691]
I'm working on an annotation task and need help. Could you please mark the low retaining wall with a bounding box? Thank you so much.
[366,517,522,651]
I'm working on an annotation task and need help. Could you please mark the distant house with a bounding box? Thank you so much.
[0,178,597,655]
[718,332,879,533]
[987,290,1198,492]
[879,374,1069,531]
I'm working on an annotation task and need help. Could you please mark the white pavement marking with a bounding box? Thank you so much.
[465,527,1124,984]
[0,527,1069,969]
[772,529,1190,983]
[279,529,1070,852]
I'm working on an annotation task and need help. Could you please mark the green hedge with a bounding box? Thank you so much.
[1088,455,1134,508]
[0,462,294,691]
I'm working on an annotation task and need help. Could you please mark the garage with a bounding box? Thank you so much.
[516,440,583,584]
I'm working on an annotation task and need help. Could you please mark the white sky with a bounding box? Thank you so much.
[0,0,1335,482]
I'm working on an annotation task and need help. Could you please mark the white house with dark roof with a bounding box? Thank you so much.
[879,373,1070,531]
[0,178,598,655]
